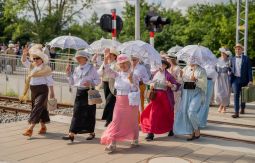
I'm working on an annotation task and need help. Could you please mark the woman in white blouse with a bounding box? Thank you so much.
[63,51,100,142]
[21,44,55,137]
[100,54,140,152]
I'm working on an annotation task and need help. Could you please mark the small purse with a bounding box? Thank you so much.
[88,88,103,105]
[47,98,57,111]
[147,88,156,100]
[128,91,140,106]
[184,82,196,89]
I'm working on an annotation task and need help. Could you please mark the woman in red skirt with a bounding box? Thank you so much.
[141,60,179,141]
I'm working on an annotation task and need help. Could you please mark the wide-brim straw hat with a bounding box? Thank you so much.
[234,43,244,49]
[74,50,91,61]
[29,48,49,64]
[117,54,130,64]
[110,47,120,56]
[219,47,228,54]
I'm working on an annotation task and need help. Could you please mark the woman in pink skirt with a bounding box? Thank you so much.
[141,60,179,141]
[101,53,140,152]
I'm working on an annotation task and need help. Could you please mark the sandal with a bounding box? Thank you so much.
[23,129,33,137]
[38,127,47,134]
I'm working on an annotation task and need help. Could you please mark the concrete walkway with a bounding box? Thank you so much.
[1,116,255,163]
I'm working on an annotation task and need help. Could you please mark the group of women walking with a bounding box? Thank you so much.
[21,44,233,153]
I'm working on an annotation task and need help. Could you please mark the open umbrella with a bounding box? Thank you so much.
[48,35,90,50]
[118,40,162,71]
[176,45,217,68]
[90,38,121,54]
[167,45,183,56]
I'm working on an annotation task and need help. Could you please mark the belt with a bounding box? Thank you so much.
[207,78,212,80]
[77,86,92,90]
[116,90,129,96]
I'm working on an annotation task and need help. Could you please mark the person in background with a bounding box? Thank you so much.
[130,54,150,123]
[101,54,140,152]
[98,48,119,127]
[229,43,253,118]
[174,57,207,141]
[166,53,182,112]
[141,60,179,141]
[5,43,16,73]
[49,47,57,71]
[21,44,55,137]
[63,50,100,142]
[214,47,231,113]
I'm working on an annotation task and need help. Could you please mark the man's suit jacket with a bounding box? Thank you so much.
[230,55,253,86]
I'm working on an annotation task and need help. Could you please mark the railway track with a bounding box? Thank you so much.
[0,96,73,108]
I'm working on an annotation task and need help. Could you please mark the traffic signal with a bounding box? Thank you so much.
[145,11,170,32]
[99,14,123,34]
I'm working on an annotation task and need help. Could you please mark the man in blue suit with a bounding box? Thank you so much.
[230,43,253,118]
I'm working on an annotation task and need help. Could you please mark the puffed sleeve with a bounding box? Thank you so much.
[46,75,54,86]
[91,67,101,86]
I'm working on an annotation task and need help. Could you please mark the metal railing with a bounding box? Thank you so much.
[0,54,77,83]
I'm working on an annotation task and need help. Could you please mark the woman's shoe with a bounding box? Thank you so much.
[145,133,154,141]
[23,129,33,137]
[62,135,74,142]
[130,140,139,148]
[195,130,200,139]
[38,127,47,134]
[168,130,174,137]
[86,133,95,140]
[186,133,195,141]
[105,144,117,153]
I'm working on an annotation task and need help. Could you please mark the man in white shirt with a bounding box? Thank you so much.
[230,43,253,118]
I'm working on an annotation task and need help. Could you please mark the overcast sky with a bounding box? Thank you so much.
[80,0,231,21]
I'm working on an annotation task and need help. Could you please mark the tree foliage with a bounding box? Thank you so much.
[0,0,255,59]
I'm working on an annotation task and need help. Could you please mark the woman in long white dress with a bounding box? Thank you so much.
[214,47,231,113]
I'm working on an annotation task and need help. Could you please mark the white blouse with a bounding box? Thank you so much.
[22,60,54,86]
[104,64,139,95]
[67,63,100,88]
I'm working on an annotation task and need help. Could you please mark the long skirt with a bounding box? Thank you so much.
[102,81,116,123]
[198,80,214,128]
[29,84,50,124]
[214,73,231,106]
[101,95,139,145]
[174,88,202,135]
[69,89,96,134]
[141,90,174,134]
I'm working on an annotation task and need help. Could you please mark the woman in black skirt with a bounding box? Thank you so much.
[21,44,55,137]
[63,50,100,142]
[97,48,119,127]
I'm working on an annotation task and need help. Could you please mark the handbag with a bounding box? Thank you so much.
[47,98,57,111]
[147,88,156,100]
[128,91,140,106]
[184,82,196,89]
[88,87,103,105]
